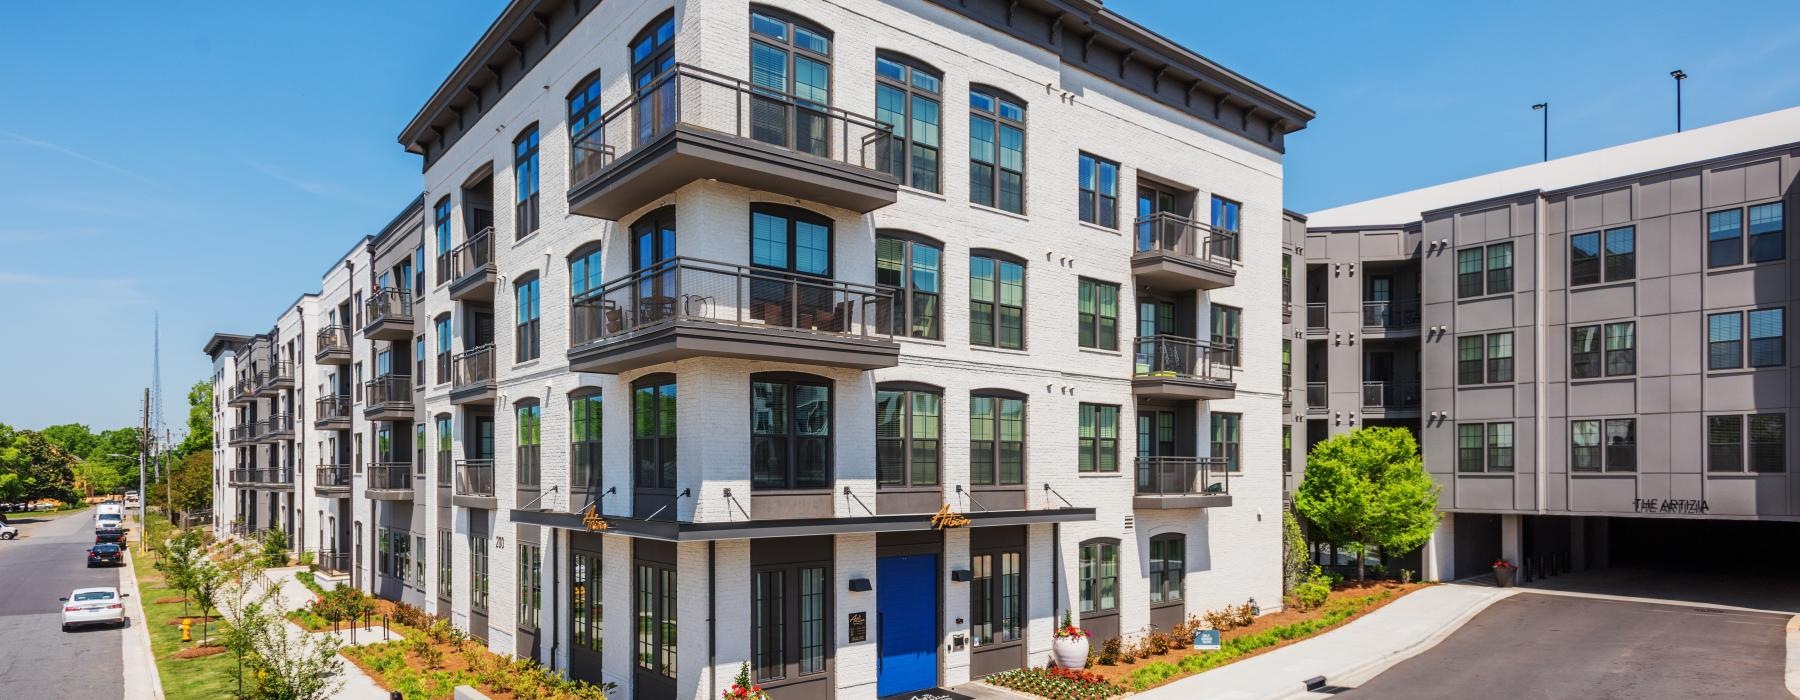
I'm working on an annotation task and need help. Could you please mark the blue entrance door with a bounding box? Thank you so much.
[877,554,938,696]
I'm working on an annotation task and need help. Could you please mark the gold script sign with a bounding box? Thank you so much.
[931,504,971,529]
[582,504,609,532]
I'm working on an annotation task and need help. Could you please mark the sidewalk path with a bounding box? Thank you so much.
[1135,584,1516,700]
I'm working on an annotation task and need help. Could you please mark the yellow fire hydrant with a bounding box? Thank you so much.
[180,617,192,642]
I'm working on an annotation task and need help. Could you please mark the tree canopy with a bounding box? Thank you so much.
[1293,426,1441,581]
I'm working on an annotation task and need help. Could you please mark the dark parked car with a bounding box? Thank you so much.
[87,544,124,567]
[94,531,127,547]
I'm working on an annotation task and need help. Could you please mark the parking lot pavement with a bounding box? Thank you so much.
[1343,592,1793,700]
[0,509,128,699]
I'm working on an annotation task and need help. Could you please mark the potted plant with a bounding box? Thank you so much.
[1491,558,1517,588]
[1050,610,1089,669]
[722,661,770,700]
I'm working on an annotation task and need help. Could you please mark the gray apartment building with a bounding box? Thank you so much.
[1284,106,1800,582]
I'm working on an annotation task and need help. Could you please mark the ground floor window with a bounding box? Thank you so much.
[437,530,452,599]
[1148,535,1184,604]
[414,535,427,589]
[1078,539,1119,613]
[637,563,677,679]
[518,543,541,630]
[573,552,602,650]
[752,564,828,683]
[471,536,489,613]
[971,550,1021,646]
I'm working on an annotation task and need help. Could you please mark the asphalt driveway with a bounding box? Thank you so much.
[1346,592,1792,699]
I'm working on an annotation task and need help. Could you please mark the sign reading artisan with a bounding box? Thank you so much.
[1631,499,1708,514]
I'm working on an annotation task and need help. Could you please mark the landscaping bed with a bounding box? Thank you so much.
[342,619,614,700]
[131,519,240,699]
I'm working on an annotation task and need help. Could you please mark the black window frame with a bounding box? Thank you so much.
[749,203,834,278]
[1077,538,1119,615]
[1077,152,1120,228]
[970,546,1022,647]
[1747,201,1786,263]
[1570,418,1635,473]
[969,86,1026,214]
[518,542,542,630]
[632,374,678,491]
[970,391,1027,486]
[434,196,454,284]
[875,383,942,489]
[1077,278,1120,350]
[516,399,541,488]
[629,13,678,147]
[571,550,603,650]
[1487,331,1514,383]
[1211,303,1242,367]
[1710,202,1787,268]
[1211,411,1242,472]
[515,273,541,362]
[1570,322,1634,379]
[1077,403,1119,473]
[514,125,541,239]
[1457,242,1514,297]
[1459,422,1514,473]
[568,70,605,175]
[1708,311,1744,370]
[750,557,830,684]
[747,8,834,157]
[570,390,603,494]
[1147,533,1184,606]
[1749,308,1787,368]
[750,372,834,491]
[875,231,942,340]
[873,52,942,192]
[969,251,1026,349]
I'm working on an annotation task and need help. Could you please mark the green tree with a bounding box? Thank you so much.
[72,460,124,498]
[0,431,79,502]
[40,424,99,461]
[191,559,228,645]
[91,428,144,483]
[1281,508,1310,594]
[176,380,213,458]
[0,473,23,502]
[153,450,213,516]
[1293,427,1441,582]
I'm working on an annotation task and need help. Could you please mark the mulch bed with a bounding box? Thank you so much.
[170,645,227,659]
[153,596,188,605]
[165,615,220,626]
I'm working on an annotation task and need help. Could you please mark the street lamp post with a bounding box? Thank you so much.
[1671,70,1687,132]
[1531,103,1548,162]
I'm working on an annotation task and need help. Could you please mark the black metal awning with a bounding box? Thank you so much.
[509,506,1096,542]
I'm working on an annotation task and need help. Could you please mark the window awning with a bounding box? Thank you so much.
[509,506,1096,542]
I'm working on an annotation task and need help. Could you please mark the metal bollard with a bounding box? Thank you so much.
[383,615,390,641]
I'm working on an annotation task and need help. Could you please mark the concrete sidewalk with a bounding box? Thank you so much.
[1135,584,1516,700]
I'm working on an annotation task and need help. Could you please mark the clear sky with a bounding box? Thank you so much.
[2,1,1796,431]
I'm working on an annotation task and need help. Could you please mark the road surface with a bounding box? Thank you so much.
[0,509,129,699]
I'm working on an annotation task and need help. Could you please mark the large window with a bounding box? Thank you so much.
[514,126,540,238]
[571,391,603,493]
[569,244,604,298]
[1148,534,1184,605]
[1458,423,1514,473]
[1211,195,1242,259]
[568,71,605,176]
[1077,279,1120,350]
[1571,418,1635,472]
[1211,412,1242,471]
[1077,403,1119,473]
[434,316,452,384]
[516,400,541,488]
[1748,202,1786,262]
[1570,322,1634,379]
[1077,539,1118,614]
[1570,227,1635,286]
[874,53,941,191]
[633,376,678,490]
[636,562,678,679]
[572,551,603,650]
[518,542,541,630]
[1458,243,1514,297]
[751,563,828,684]
[515,274,541,362]
[436,414,452,486]
[1078,152,1119,227]
[750,374,832,490]
[876,385,941,488]
[971,549,1021,647]
[1710,309,1786,370]
[971,393,1025,485]
[630,14,677,145]
[750,204,832,276]
[875,233,942,339]
[1710,414,1786,473]
[969,88,1025,213]
[1211,304,1242,366]
[1460,332,1514,384]
[470,535,489,612]
[434,196,453,283]
[749,9,831,156]
[1710,203,1785,268]
[970,253,1025,349]
[437,530,452,599]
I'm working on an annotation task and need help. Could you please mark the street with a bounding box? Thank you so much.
[0,509,129,699]
[1346,592,1793,699]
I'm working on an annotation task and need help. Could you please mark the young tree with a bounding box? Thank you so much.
[191,560,229,645]
[155,529,204,617]
[1294,426,1441,582]
[251,616,346,700]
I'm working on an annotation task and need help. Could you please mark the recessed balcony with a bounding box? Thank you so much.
[362,375,414,422]
[453,459,497,509]
[228,424,258,446]
[230,467,294,489]
[1362,300,1422,337]
[1362,380,1422,417]
[362,288,414,341]
[314,326,352,364]
[258,361,294,395]
[567,257,900,375]
[449,344,496,405]
[228,378,257,406]
[315,464,351,496]
[566,63,898,221]
[314,395,352,430]
[448,227,497,302]
[365,463,414,500]
[1133,457,1233,509]
[258,414,294,443]
[1131,213,1238,291]
[1131,335,1236,401]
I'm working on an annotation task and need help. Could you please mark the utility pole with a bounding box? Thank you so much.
[163,429,173,525]
[1532,103,1548,162]
[139,388,149,548]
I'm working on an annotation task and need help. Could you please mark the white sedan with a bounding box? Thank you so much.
[61,587,128,631]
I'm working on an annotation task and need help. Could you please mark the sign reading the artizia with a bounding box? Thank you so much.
[1632,498,1708,514]
[1193,629,1221,650]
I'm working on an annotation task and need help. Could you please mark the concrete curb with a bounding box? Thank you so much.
[1785,615,1799,699]
[121,543,166,700]
[1274,586,1517,699]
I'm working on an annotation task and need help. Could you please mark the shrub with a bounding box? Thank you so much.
[1147,632,1170,655]
[1232,603,1256,627]
[1128,661,1181,691]
[391,601,431,630]
[986,667,1127,699]
[258,527,290,567]
[1203,608,1235,631]
[1130,637,1154,660]
[1293,579,1331,611]
[1401,568,1415,585]
[315,584,376,624]
[1096,636,1123,665]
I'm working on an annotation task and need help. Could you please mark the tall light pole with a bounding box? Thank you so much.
[1532,103,1548,162]
[1671,69,1687,132]
[105,452,144,548]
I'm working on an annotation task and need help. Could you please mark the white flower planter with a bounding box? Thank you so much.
[1051,636,1089,669]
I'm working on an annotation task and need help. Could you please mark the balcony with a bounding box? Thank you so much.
[1133,457,1233,509]
[448,227,497,301]
[449,344,496,405]
[314,326,352,364]
[228,423,259,446]
[453,459,497,509]
[1362,381,1422,415]
[1305,304,1328,335]
[1362,300,1421,335]
[365,463,414,500]
[1306,382,1328,414]
[1131,335,1235,401]
[316,550,351,575]
[315,464,351,496]
[1130,213,1238,292]
[228,378,258,406]
[362,288,414,341]
[259,414,294,442]
[567,63,897,221]
[258,361,294,394]
[568,257,899,375]
[230,467,293,489]
[363,375,414,422]
[314,395,352,430]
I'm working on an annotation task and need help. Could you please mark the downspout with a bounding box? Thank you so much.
[549,529,560,671]
[708,540,717,700]
[1051,523,1061,621]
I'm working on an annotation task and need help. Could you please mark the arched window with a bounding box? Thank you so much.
[513,125,541,238]
[632,374,677,490]
[969,86,1025,213]
[631,12,677,144]
[1078,538,1120,615]
[874,52,942,192]
[569,243,605,298]
[969,390,1025,486]
[875,231,941,339]
[970,249,1025,349]
[434,196,454,283]
[875,382,941,488]
[516,399,542,487]
[514,271,541,362]
[751,372,832,490]
[1148,533,1185,605]
[750,203,832,276]
[748,6,832,156]
[569,389,603,495]
[567,71,605,179]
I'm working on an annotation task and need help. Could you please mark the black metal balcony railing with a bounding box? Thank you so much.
[364,288,413,327]
[1283,279,1293,317]
[570,257,893,347]
[1306,303,1328,330]
[262,413,294,439]
[315,325,351,357]
[1362,381,1422,409]
[452,344,496,391]
[315,395,352,423]
[230,424,258,443]
[1132,335,1235,383]
[367,463,413,492]
[456,459,495,498]
[365,375,413,410]
[315,465,351,489]
[260,361,293,388]
[1362,300,1422,330]
[450,226,495,283]
[1135,457,1231,497]
[1306,382,1328,411]
[1133,212,1240,264]
[317,550,351,575]
[232,467,293,485]
[569,62,893,187]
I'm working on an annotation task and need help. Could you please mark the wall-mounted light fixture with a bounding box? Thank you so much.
[848,578,872,592]
[950,569,973,583]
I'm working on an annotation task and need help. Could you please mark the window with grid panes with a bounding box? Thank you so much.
[970,394,1024,485]
[1077,403,1118,472]
[1211,304,1241,366]
[1078,279,1119,350]
[1749,309,1786,367]
[750,375,833,490]
[875,234,941,339]
[572,552,602,650]
[874,54,941,191]
[876,386,941,488]
[1487,332,1514,383]
[1148,534,1184,604]
[969,88,1025,213]
[970,254,1024,349]
[516,401,541,487]
[1211,412,1241,471]
[1078,153,1119,227]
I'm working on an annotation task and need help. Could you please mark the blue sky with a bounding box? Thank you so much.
[2,1,1796,431]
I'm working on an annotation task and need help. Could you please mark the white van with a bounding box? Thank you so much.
[95,502,123,523]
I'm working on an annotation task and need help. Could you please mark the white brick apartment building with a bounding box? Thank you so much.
[208,0,1312,697]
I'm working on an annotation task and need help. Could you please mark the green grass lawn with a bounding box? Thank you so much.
[131,519,246,699]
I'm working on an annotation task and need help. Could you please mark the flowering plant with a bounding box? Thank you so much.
[986,667,1127,699]
[722,662,771,700]
[1491,558,1516,570]
[1053,609,1087,639]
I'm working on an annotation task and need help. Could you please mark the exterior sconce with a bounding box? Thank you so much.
[950,570,973,583]
[1348,331,1357,344]
[1248,598,1261,616]
[1349,412,1358,424]
[848,578,872,592]
[1333,412,1343,425]
[1347,263,1357,275]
